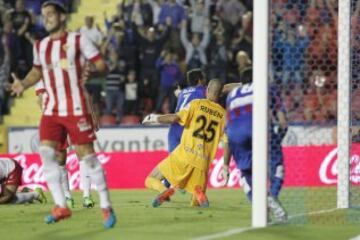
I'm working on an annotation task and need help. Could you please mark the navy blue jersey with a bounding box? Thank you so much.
[168,86,206,152]
[226,83,253,127]
[225,84,253,170]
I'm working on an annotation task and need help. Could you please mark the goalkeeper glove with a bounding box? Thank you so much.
[142,114,160,125]
[221,165,230,186]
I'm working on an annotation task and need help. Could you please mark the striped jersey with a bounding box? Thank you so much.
[33,31,101,117]
[226,83,253,123]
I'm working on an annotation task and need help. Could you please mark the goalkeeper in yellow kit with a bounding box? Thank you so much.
[142,79,226,208]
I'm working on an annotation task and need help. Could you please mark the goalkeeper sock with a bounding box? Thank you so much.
[269,164,284,198]
[145,177,167,193]
[59,166,72,199]
[11,192,38,204]
[82,154,111,209]
[79,160,91,198]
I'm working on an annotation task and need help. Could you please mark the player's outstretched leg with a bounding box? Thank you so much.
[267,195,287,223]
[11,188,47,204]
[82,154,116,228]
[152,188,176,207]
[45,206,72,224]
[194,185,209,208]
[39,145,71,223]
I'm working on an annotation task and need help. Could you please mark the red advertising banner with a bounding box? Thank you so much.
[2,144,360,190]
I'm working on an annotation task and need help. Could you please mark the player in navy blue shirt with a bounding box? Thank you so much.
[168,69,207,152]
[222,68,287,221]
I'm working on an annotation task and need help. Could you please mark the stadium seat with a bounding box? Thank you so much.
[100,115,117,126]
[120,115,141,125]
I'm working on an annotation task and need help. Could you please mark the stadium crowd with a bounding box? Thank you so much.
[0,0,359,125]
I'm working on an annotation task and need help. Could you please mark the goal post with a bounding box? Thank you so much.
[252,0,352,227]
[252,0,269,228]
[337,0,351,209]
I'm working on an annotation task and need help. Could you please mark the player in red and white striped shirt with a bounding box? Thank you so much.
[10,1,116,228]
[34,80,95,209]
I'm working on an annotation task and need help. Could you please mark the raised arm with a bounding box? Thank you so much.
[180,20,191,49]
[200,23,210,48]
[222,83,242,95]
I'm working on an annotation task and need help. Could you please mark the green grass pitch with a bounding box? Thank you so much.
[0,188,360,240]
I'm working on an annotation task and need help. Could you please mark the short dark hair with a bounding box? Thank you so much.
[41,1,67,14]
[240,67,252,84]
[187,69,205,87]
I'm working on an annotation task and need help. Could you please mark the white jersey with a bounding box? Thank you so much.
[33,31,101,117]
[0,158,15,180]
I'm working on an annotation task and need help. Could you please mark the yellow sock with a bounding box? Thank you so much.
[190,194,200,207]
[145,177,167,193]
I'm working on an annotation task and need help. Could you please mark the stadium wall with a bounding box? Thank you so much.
[8,125,336,154]
[2,142,360,190]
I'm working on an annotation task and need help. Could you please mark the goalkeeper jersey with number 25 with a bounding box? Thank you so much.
[174,99,226,171]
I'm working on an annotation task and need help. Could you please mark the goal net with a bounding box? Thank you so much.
[253,0,360,225]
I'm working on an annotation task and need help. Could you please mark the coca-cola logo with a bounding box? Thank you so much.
[14,153,111,190]
[319,147,360,184]
[209,157,241,188]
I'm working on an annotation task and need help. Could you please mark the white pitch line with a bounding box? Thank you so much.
[190,227,257,240]
[191,208,340,240]
[349,235,360,240]
[287,208,339,220]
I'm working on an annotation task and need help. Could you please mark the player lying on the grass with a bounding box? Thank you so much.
[0,158,47,204]
[35,81,95,209]
[143,79,226,208]
[9,1,116,228]
[220,68,288,222]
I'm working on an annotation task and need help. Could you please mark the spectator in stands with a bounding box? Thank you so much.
[2,19,21,76]
[180,19,210,71]
[155,49,183,113]
[79,16,104,47]
[7,0,32,77]
[0,31,10,122]
[24,0,42,15]
[208,22,228,83]
[102,22,137,71]
[158,0,186,29]
[147,0,163,25]
[216,0,247,27]
[189,0,211,34]
[280,26,310,85]
[124,70,139,115]
[228,50,251,83]
[124,0,153,27]
[133,20,171,103]
[104,49,126,123]
[229,11,252,61]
